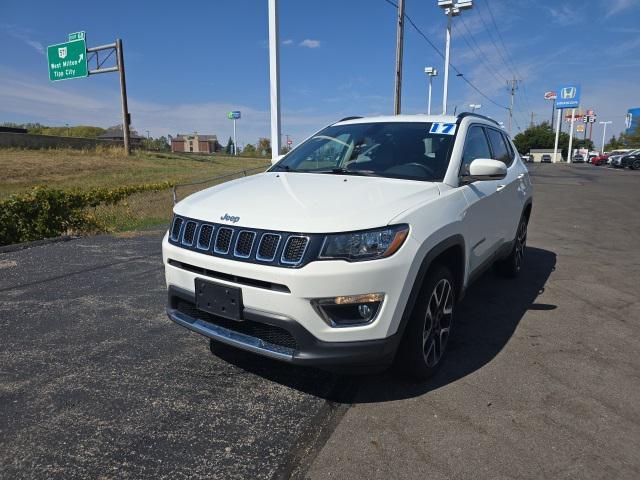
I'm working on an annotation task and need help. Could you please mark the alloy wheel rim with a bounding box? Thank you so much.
[515,221,527,271]
[423,278,453,367]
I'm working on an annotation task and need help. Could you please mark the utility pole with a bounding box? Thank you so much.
[507,77,519,135]
[393,0,405,115]
[599,121,612,154]
[530,112,536,128]
[268,0,282,159]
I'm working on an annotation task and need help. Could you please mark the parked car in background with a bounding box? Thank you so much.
[621,150,640,169]
[572,154,585,163]
[592,154,609,166]
[608,149,633,166]
[521,154,532,163]
[588,153,598,163]
[541,154,552,163]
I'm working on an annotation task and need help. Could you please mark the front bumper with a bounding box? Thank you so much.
[167,286,400,368]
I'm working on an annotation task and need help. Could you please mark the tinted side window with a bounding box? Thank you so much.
[502,132,515,161]
[461,126,491,175]
[486,128,512,166]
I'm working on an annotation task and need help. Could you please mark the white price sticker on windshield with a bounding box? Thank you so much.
[429,123,457,135]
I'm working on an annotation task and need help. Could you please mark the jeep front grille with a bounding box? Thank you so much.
[282,236,309,265]
[234,231,256,258]
[182,221,197,246]
[214,227,234,254]
[168,215,316,268]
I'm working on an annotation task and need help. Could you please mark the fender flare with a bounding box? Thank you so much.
[393,234,466,342]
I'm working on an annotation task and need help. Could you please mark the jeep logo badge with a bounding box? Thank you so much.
[220,213,240,223]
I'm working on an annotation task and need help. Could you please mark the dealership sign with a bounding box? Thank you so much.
[544,91,557,100]
[227,111,241,120]
[555,84,581,109]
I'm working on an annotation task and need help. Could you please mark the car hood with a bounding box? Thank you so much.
[174,172,441,233]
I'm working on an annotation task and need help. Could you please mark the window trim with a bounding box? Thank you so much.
[458,123,493,179]
[484,126,515,168]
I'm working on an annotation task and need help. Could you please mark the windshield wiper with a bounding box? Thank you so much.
[316,167,378,176]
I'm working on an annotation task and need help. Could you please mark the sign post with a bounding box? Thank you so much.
[47,33,131,155]
[227,111,241,155]
[553,84,581,164]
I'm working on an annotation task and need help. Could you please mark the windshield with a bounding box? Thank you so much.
[271,122,455,181]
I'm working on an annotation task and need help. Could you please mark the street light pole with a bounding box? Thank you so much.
[394,0,405,115]
[599,121,612,154]
[442,8,452,114]
[268,0,281,160]
[424,67,437,115]
[438,1,472,115]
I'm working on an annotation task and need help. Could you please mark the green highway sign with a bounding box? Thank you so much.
[68,31,85,41]
[47,38,87,81]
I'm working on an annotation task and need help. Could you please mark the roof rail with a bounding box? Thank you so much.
[457,112,500,126]
[335,116,363,123]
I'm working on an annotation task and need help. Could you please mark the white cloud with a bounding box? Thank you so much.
[0,24,44,55]
[0,67,337,146]
[299,39,321,48]
[605,0,637,17]
[282,39,294,45]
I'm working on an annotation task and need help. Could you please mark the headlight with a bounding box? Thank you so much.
[319,224,409,261]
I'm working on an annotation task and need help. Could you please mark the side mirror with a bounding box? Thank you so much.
[271,154,285,165]
[461,158,507,183]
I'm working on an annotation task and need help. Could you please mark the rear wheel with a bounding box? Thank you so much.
[631,160,640,170]
[496,215,527,278]
[396,265,455,380]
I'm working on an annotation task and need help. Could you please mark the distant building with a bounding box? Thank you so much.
[171,133,220,154]
[529,148,563,163]
[98,129,143,147]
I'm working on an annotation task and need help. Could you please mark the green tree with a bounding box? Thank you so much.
[225,136,235,154]
[242,143,256,155]
[605,134,625,151]
[258,137,271,155]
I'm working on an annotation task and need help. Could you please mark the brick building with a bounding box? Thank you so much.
[171,133,220,154]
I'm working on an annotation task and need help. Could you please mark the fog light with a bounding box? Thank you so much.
[312,293,384,327]
[358,304,372,319]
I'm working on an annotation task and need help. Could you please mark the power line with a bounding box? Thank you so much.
[382,0,509,110]
[457,16,508,83]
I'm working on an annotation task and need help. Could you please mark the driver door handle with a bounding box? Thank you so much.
[496,184,506,192]
[517,173,525,179]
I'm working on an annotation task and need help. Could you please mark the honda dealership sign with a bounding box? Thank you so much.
[555,84,581,109]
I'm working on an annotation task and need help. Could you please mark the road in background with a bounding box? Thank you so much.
[1,165,639,479]
[306,165,640,479]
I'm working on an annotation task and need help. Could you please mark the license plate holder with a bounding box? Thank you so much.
[195,278,243,321]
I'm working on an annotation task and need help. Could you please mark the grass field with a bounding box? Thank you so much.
[0,147,270,234]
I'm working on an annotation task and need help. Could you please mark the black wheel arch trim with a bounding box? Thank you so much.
[394,234,466,344]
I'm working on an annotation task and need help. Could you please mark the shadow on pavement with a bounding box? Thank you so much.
[211,246,556,404]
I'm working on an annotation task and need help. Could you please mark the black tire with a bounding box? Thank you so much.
[395,265,456,380]
[495,215,528,278]
[631,160,640,170]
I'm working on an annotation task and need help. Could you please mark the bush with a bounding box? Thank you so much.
[0,183,172,246]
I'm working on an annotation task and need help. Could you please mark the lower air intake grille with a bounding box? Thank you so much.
[197,224,214,250]
[182,221,197,245]
[176,300,297,350]
[215,227,233,253]
[257,234,280,261]
[282,236,309,265]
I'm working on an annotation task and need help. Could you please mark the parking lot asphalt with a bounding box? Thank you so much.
[1,164,639,479]
[0,233,351,479]
[306,165,640,479]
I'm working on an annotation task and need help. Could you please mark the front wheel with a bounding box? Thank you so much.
[396,265,456,380]
[495,215,528,278]
[631,160,640,170]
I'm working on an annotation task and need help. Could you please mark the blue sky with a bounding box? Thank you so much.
[1,0,639,148]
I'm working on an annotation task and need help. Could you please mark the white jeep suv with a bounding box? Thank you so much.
[162,113,533,378]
